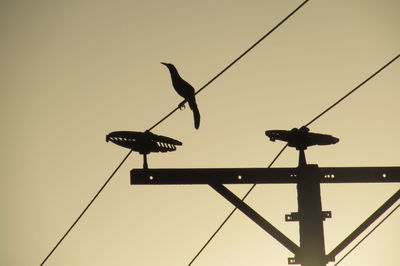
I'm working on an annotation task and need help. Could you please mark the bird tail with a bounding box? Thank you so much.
[188,97,200,129]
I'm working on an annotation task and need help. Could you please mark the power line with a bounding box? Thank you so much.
[40,1,309,263]
[334,204,400,266]
[185,53,400,265]
[40,150,133,266]
[147,0,310,132]
[304,54,400,127]
[187,144,288,266]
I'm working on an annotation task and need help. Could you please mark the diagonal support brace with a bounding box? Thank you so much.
[210,183,299,255]
[327,188,400,261]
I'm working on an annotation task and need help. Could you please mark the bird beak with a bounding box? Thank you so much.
[161,62,167,66]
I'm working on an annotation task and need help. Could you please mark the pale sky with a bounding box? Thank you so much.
[1,0,399,266]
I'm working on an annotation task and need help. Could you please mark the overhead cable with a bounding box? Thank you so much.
[187,53,400,265]
[40,1,310,264]
[305,54,399,127]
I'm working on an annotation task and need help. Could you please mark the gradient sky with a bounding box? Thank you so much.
[1,0,399,265]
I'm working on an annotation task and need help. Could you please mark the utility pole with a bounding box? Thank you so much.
[291,150,328,266]
[107,129,400,265]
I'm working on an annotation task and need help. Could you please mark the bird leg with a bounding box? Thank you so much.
[178,100,186,110]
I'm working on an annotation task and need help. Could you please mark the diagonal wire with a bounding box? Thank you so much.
[304,54,400,128]
[40,150,133,266]
[334,204,400,266]
[186,144,288,266]
[41,1,309,264]
[147,0,310,132]
[185,53,400,266]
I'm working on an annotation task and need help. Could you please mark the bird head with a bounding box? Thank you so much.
[161,62,173,67]
[161,62,177,73]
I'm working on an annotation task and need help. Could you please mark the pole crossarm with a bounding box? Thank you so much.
[131,167,400,185]
[327,189,400,261]
[131,168,298,184]
[318,167,400,183]
[210,183,300,255]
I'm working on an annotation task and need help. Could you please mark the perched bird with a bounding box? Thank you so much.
[161,62,200,129]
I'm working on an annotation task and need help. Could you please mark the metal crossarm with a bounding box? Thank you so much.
[318,167,400,183]
[131,167,400,185]
[131,168,298,185]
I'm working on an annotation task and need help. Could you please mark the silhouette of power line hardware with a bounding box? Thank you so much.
[106,131,182,169]
[108,127,400,266]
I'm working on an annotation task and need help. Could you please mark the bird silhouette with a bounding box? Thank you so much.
[161,62,200,129]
